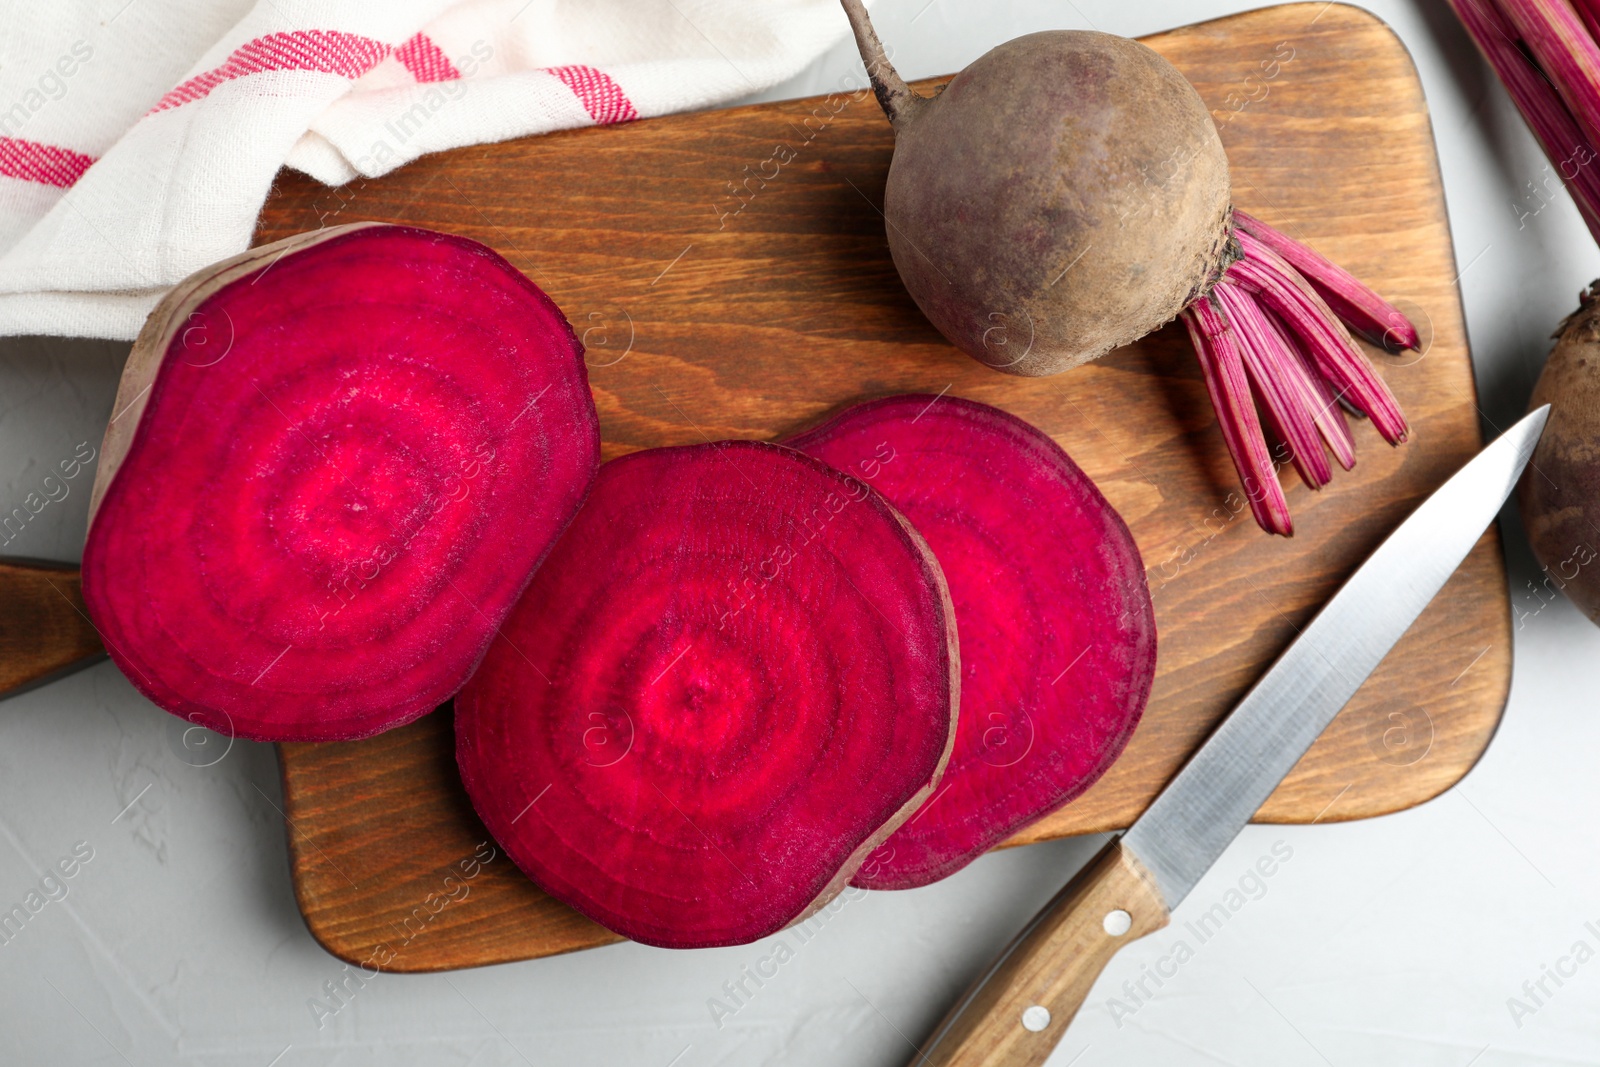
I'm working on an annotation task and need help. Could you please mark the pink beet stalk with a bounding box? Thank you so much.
[1574,0,1600,39]
[1277,317,1359,471]
[1213,281,1333,489]
[1448,0,1600,240]
[1177,213,1416,535]
[1233,210,1421,351]
[1576,0,1600,44]
[1230,253,1404,441]
[1500,0,1600,149]
[1182,296,1293,536]
[1228,229,1411,445]
[1227,278,1358,472]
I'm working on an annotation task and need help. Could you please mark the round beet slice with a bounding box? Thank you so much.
[82,223,599,742]
[456,441,958,948]
[787,395,1155,889]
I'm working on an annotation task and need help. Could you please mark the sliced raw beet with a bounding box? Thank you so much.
[82,223,599,742]
[456,441,958,948]
[787,395,1155,889]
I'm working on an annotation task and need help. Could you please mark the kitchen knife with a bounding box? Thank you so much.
[909,404,1550,1067]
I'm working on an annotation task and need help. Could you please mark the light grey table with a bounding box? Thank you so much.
[3,2,1597,1064]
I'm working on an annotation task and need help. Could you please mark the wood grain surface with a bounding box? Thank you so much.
[42,2,1494,971]
[264,1,1508,972]
[0,561,103,696]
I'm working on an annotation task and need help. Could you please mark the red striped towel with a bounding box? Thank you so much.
[0,0,858,340]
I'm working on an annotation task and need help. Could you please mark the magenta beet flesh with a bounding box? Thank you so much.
[82,225,599,742]
[456,441,958,948]
[788,395,1156,889]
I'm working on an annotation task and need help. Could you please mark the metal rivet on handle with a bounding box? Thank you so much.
[1103,909,1132,936]
[1021,1005,1051,1032]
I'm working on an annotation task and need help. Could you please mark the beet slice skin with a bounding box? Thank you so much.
[456,440,959,948]
[82,223,599,742]
[787,395,1156,889]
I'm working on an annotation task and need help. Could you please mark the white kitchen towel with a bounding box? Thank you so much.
[0,0,860,341]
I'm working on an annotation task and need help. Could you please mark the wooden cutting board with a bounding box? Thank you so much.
[2,2,1500,972]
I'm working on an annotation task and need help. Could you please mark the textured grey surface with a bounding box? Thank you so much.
[3,2,1599,1064]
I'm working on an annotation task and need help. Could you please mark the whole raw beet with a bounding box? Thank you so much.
[838,1,1414,535]
[1519,286,1600,622]
[843,1,1233,375]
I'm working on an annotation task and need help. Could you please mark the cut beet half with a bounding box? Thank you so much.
[82,223,599,742]
[787,395,1156,890]
[456,441,959,948]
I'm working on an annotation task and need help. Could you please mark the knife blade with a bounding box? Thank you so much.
[909,405,1549,1067]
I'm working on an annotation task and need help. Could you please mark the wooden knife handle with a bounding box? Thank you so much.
[0,560,103,698]
[911,837,1169,1067]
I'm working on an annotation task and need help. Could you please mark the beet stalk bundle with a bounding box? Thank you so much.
[840,0,1418,535]
[1448,0,1600,622]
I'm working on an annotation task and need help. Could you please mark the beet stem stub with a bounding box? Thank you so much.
[81,224,600,742]
[787,396,1156,889]
[456,441,959,948]
[840,0,928,131]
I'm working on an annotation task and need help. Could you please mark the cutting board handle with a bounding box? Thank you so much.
[0,560,104,698]
[910,837,1169,1067]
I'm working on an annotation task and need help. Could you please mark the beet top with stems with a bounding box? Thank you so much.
[840,0,1418,535]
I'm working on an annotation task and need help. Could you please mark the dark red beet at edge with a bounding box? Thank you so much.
[82,224,599,742]
[788,395,1156,889]
[456,441,959,948]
